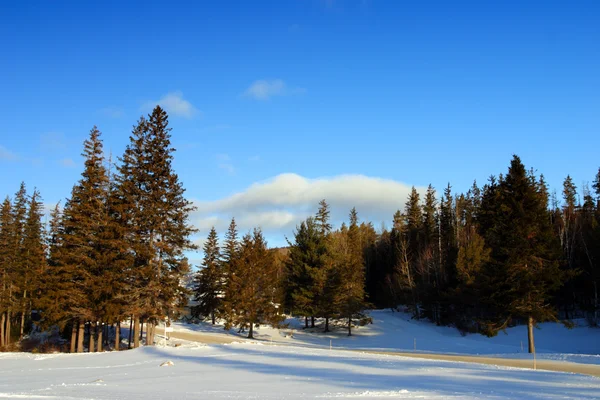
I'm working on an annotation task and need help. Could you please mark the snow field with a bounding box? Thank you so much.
[1,341,599,399]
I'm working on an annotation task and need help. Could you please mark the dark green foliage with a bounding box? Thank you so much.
[477,156,564,349]
[192,227,223,324]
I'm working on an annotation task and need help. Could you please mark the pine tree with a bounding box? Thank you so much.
[53,127,114,351]
[335,208,369,336]
[479,155,564,353]
[192,227,222,324]
[19,189,45,339]
[0,197,14,347]
[223,229,283,338]
[315,199,332,235]
[285,218,320,323]
[116,106,197,344]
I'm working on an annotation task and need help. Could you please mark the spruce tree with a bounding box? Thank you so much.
[192,227,222,324]
[19,189,45,339]
[223,229,283,338]
[335,208,369,336]
[116,106,197,343]
[0,197,14,347]
[479,155,564,353]
[53,127,113,350]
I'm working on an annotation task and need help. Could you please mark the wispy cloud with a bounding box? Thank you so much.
[141,91,200,118]
[216,153,235,175]
[59,158,76,168]
[0,145,18,161]
[40,132,67,151]
[190,173,424,244]
[243,79,306,100]
[99,106,125,118]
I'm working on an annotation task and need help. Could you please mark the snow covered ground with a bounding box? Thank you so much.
[1,340,599,399]
[173,310,600,364]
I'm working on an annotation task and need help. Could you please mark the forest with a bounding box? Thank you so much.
[1,106,599,354]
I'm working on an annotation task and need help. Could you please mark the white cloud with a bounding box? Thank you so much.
[0,145,17,161]
[141,91,199,118]
[191,173,424,245]
[243,79,305,100]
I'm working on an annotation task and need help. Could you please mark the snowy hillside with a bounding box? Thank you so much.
[1,341,599,399]
[174,310,600,363]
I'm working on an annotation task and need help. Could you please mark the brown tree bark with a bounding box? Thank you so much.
[348,316,352,336]
[304,317,308,328]
[6,310,11,345]
[147,322,154,345]
[527,316,535,354]
[248,323,254,339]
[0,313,5,347]
[139,319,144,341]
[89,322,96,353]
[128,316,133,349]
[324,317,330,333]
[311,316,315,328]
[133,315,140,348]
[97,323,103,352]
[114,322,120,351]
[70,321,77,353]
[77,322,84,353]
[19,289,27,340]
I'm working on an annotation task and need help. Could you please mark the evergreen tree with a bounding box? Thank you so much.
[54,127,113,351]
[18,189,45,339]
[192,227,223,324]
[478,155,564,353]
[116,106,197,343]
[315,199,332,235]
[335,208,369,336]
[285,218,321,323]
[223,229,283,338]
[0,197,14,347]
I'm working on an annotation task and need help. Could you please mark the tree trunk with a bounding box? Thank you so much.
[77,322,84,353]
[97,323,103,352]
[147,322,153,345]
[311,316,315,328]
[594,281,598,324]
[248,323,253,339]
[211,310,215,325]
[70,321,77,353]
[348,316,352,336]
[133,316,140,348]
[114,322,120,351]
[20,289,27,340]
[324,317,330,333]
[1,313,5,347]
[527,316,535,354]
[6,310,11,345]
[128,317,133,349]
[304,317,308,328]
[89,322,96,353]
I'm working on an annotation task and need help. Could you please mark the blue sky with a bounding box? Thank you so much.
[1,0,599,256]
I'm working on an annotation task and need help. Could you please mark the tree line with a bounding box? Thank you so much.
[1,108,598,354]
[194,156,600,352]
[0,106,196,352]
